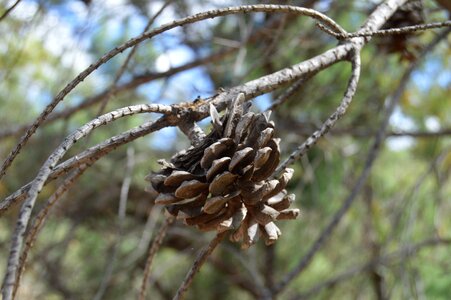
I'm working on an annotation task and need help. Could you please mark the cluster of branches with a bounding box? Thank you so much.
[0,0,450,299]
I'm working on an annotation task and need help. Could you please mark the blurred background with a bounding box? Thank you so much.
[0,0,450,299]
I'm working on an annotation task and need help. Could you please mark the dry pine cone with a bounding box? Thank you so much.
[377,0,425,61]
[145,93,300,248]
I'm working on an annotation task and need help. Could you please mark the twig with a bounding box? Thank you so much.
[236,14,287,82]
[0,117,170,215]
[387,146,450,244]
[172,231,227,300]
[0,0,21,23]
[177,120,206,147]
[2,1,424,217]
[0,4,346,180]
[0,11,305,141]
[267,72,316,111]
[123,206,162,266]
[273,26,449,295]
[1,104,171,300]
[208,257,261,298]
[263,244,276,292]
[274,48,361,176]
[139,215,175,300]
[319,21,451,39]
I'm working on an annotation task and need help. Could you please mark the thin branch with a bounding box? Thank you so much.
[13,163,91,298]
[0,4,346,180]
[274,48,361,176]
[173,231,227,300]
[0,117,170,215]
[321,21,451,39]
[0,0,21,23]
[1,104,171,300]
[386,146,450,245]
[273,26,449,295]
[139,215,175,300]
[124,206,163,265]
[267,72,316,111]
[208,257,261,298]
[177,120,207,147]
[0,39,365,216]
[263,244,276,292]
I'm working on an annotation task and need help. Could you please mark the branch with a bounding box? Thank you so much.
[0,49,236,141]
[0,117,170,215]
[267,72,316,111]
[139,215,175,300]
[173,231,227,300]
[1,104,171,300]
[280,122,451,139]
[0,11,304,141]
[274,48,361,176]
[320,21,451,39]
[0,0,21,23]
[0,4,346,180]
[13,164,91,298]
[273,25,449,295]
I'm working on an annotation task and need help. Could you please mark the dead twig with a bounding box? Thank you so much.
[173,231,227,300]
[13,163,91,298]
[2,104,171,300]
[274,48,361,176]
[273,26,450,295]
[139,216,176,300]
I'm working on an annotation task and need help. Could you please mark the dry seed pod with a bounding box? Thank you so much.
[145,93,300,247]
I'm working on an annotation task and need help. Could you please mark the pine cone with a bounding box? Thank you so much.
[377,0,425,61]
[145,94,300,248]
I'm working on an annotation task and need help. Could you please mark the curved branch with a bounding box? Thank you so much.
[13,164,91,298]
[0,117,171,215]
[1,104,171,300]
[139,216,175,300]
[272,25,449,295]
[0,4,346,180]
[173,231,227,300]
[321,20,451,39]
[0,11,300,141]
[275,48,361,175]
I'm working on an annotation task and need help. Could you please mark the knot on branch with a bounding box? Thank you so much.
[146,93,300,248]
